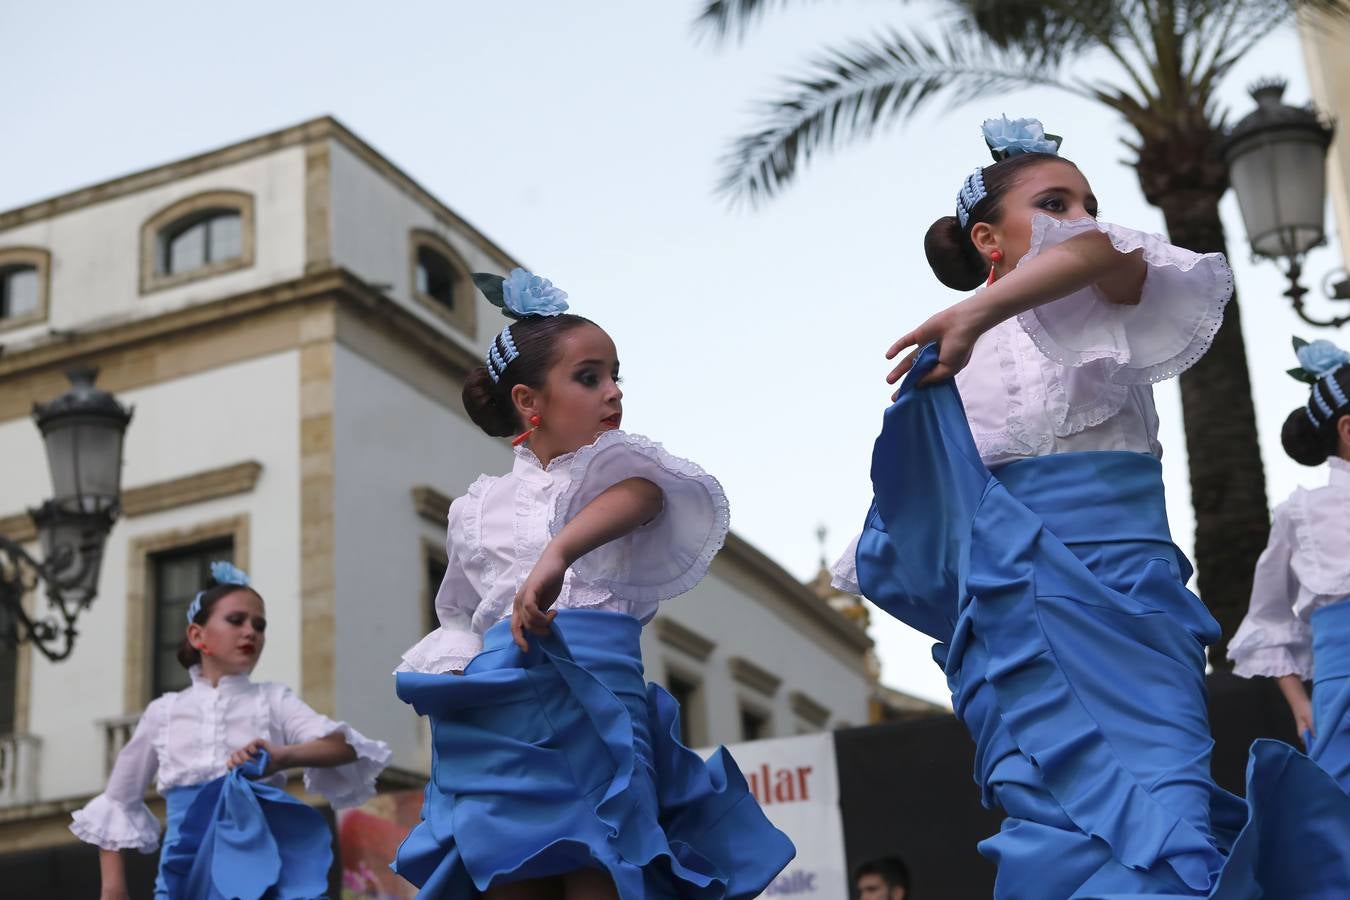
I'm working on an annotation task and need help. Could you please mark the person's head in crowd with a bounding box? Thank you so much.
[855,856,910,900]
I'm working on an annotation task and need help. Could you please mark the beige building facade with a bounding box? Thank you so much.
[0,118,887,882]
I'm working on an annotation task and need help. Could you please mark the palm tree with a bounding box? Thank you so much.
[698,0,1350,667]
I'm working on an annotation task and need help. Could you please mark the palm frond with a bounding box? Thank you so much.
[946,0,1159,107]
[950,0,1121,57]
[692,0,842,45]
[716,28,1084,206]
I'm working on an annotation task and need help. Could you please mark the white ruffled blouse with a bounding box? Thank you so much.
[831,216,1233,594]
[1228,457,1350,680]
[70,667,392,853]
[399,429,730,675]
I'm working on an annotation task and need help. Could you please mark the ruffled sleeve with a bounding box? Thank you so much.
[69,699,165,852]
[272,686,392,809]
[550,430,730,617]
[397,496,485,674]
[830,534,863,596]
[1015,215,1232,385]
[1228,505,1313,679]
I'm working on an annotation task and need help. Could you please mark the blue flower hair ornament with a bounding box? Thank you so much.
[472,268,569,320]
[474,268,571,383]
[1287,336,1350,384]
[982,115,1063,162]
[185,561,252,624]
[957,116,1064,226]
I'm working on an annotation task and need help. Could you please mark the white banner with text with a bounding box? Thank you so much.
[715,731,848,899]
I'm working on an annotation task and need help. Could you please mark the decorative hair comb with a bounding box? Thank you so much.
[956,116,1064,228]
[473,268,570,384]
[185,560,251,624]
[1289,336,1350,428]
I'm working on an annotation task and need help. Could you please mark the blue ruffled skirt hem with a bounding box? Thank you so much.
[393,609,795,899]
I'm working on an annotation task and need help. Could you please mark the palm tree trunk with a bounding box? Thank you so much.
[1151,191,1270,669]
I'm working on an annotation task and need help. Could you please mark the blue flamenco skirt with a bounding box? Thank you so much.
[854,344,1350,899]
[393,608,795,899]
[1311,601,1350,791]
[155,750,333,899]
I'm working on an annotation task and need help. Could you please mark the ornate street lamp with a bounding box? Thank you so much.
[0,367,133,661]
[1223,79,1349,328]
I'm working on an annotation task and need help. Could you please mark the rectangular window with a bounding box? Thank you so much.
[0,603,17,735]
[151,540,233,697]
[665,671,705,747]
[740,705,770,742]
[426,552,448,633]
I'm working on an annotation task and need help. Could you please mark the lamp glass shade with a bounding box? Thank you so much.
[1228,128,1329,259]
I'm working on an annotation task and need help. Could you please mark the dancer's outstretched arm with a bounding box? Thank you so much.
[887,231,1146,388]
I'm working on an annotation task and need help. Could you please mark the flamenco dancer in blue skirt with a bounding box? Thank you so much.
[393,270,794,899]
[71,562,392,899]
[832,117,1350,898]
[1229,339,1350,790]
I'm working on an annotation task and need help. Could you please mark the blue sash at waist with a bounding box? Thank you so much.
[1313,600,1350,682]
[994,451,1177,550]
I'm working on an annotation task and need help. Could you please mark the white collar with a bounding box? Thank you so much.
[188,664,253,695]
[1329,456,1350,488]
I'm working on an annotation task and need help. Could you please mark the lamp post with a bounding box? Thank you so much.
[0,367,133,662]
[1223,79,1349,328]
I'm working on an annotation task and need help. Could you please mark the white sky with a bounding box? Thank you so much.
[2,1,1339,705]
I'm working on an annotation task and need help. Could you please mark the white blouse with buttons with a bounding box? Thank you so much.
[398,429,730,676]
[1228,457,1350,680]
[69,667,391,852]
[831,215,1233,593]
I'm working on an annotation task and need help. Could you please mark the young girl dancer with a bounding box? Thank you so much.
[1229,339,1350,788]
[393,269,794,899]
[834,117,1350,898]
[72,562,391,900]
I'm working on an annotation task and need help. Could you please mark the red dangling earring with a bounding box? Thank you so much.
[986,249,1004,287]
[512,414,542,447]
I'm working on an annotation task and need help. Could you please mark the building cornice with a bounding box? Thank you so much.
[654,616,717,661]
[411,485,454,526]
[0,116,522,273]
[729,656,783,696]
[715,533,873,657]
[0,461,262,542]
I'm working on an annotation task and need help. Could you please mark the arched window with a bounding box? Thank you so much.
[140,191,254,293]
[409,230,475,336]
[0,247,51,332]
[160,209,242,276]
[415,244,459,311]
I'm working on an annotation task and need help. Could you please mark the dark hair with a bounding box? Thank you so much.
[463,313,597,437]
[176,582,264,669]
[1282,365,1350,466]
[855,856,911,892]
[924,152,1079,291]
